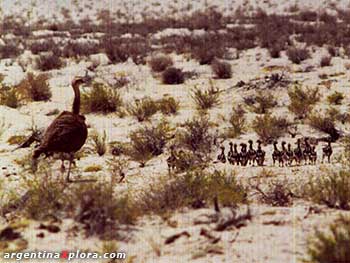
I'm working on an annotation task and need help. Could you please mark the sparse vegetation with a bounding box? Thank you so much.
[139,170,247,214]
[191,81,220,110]
[252,113,290,143]
[7,135,26,145]
[128,97,159,122]
[288,85,320,119]
[211,60,232,79]
[16,73,52,102]
[82,82,123,114]
[149,54,173,72]
[162,67,185,84]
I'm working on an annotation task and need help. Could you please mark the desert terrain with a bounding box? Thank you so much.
[1,0,350,262]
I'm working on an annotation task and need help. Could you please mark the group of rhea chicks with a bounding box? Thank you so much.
[216,138,333,167]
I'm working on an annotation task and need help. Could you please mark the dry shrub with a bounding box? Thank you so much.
[82,82,123,114]
[162,67,185,84]
[128,97,159,122]
[306,215,350,263]
[128,120,172,166]
[227,105,246,138]
[286,47,310,64]
[302,168,350,210]
[327,91,344,105]
[17,73,51,102]
[29,40,56,55]
[0,87,19,108]
[288,85,320,119]
[36,52,63,71]
[190,34,226,65]
[252,113,290,143]
[211,60,232,79]
[157,96,179,115]
[138,170,247,214]
[148,54,173,72]
[62,41,100,58]
[307,112,340,141]
[191,81,220,110]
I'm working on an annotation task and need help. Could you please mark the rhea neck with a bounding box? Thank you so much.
[72,82,82,115]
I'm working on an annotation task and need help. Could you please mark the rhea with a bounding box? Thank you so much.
[32,77,88,182]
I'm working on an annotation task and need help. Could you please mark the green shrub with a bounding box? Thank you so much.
[306,215,350,263]
[302,168,350,210]
[17,73,52,102]
[244,91,277,114]
[138,170,247,214]
[191,81,220,110]
[128,97,159,122]
[227,105,246,138]
[82,82,123,113]
[252,113,290,143]
[288,85,320,119]
[177,116,213,154]
[157,96,179,115]
[128,120,172,166]
[327,91,344,105]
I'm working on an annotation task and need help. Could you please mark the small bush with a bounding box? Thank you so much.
[149,54,173,72]
[288,85,320,119]
[320,56,332,67]
[302,168,350,210]
[138,170,247,214]
[252,113,290,143]
[244,91,277,114]
[191,81,220,110]
[268,43,284,58]
[82,82,123,114]
[307,112,340,141]
[327,91,344,105]
[157,96,179,115]
[162,67,185,84]
[286,47,310,64]
[29,40,56,55]
[128,120,172,166]
[90,130,107,156]
[7,135,26,145]
[0,87,20,108]
[306,215,350,263]
[128,97,159,122]
[36,52,63,71]
[227,105,246,138]
[177,116,213,154]
[0,41,21,59]
[17,73,51,102]
[211,60,232,79]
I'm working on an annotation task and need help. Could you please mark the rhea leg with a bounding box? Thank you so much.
[66,153,74,183]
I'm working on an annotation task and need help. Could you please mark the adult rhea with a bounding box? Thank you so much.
[32,76,88,182]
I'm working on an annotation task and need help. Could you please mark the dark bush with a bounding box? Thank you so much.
[148,54,173,72]
[320,56,332,67]
[36,52,63,71]
[162,67,185,84]
[286,47,310,64]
